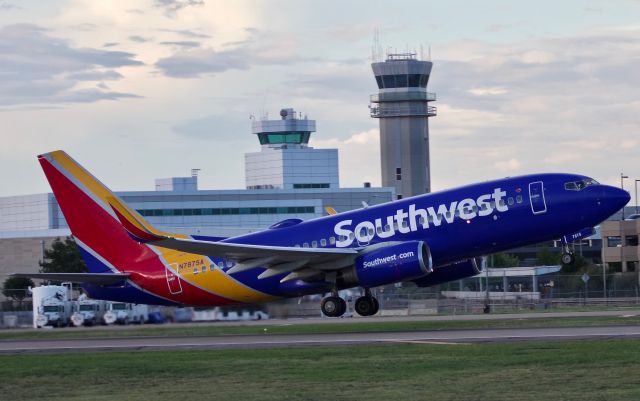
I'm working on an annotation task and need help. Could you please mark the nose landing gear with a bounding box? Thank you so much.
[561,244,575,265]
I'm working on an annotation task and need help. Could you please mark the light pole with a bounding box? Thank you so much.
[635,179,640,215]
[620,174,628,274]
[621,174,629,219]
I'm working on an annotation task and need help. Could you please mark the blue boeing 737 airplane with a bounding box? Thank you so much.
[13,151,630,317]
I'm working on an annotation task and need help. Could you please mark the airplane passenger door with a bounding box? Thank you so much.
[166,263,183,295]
[529,181,547,215]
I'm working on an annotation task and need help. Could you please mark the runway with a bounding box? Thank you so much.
[2,325,640,354]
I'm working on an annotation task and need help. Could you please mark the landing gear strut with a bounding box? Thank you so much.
[354,289,379,317]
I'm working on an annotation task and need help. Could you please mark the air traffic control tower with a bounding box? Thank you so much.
[370,52,436,199]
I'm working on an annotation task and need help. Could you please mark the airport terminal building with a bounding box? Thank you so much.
[0,109,395,280]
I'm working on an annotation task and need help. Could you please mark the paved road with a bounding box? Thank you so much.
[2,325,640,354]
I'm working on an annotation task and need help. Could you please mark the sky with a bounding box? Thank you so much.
[1,0,639,198]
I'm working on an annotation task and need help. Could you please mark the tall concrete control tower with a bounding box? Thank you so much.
[370,52,436,199]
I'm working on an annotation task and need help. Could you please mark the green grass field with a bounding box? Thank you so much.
[1,315,640,340]
[1,340,639,401]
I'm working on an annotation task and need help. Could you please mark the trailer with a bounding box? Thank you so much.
[103,302,148,325]
[70,294,106,327]
[31,284,73,328]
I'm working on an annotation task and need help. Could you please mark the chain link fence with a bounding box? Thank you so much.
[3,271,640,322]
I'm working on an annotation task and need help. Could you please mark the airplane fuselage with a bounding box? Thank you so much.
[81,172,627,306]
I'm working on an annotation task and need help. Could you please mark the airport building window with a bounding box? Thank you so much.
[626,235,639,247]
[376,74,428,88]
[607,236,621,247]
[257,132,310,145]
[293,183,330,189]
[137,206,315,217]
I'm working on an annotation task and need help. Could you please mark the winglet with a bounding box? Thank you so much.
[107,196,169,243]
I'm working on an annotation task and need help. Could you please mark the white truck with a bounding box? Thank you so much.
[103,302,148,325]
[71,294,106,327]
[32,284,73,328]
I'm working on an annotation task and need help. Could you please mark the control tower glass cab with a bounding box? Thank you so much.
[245,108,339,190]
[370,52,437,199]
[253,108,315,150]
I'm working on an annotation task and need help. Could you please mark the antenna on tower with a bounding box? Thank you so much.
[372,27,382,62]
[428,45,432,61]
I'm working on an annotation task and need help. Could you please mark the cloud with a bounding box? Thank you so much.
[129,35,151,43]
[0,1,19,10]
[311,129,382,187]
[159,28,211,39]
[172,113,253,141]
[493,158,522,172]
[0,24,143,107]
[427,27,640,188]
[159,40,200,48]
[154,0,204,16]
[155,29,310,78]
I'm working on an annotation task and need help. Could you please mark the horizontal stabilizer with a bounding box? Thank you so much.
[10,272,130,286]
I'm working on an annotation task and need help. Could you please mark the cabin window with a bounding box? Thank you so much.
[499,199,506,207]
[218,262,224,269]
[202,266,206,273]
[508,197,514,206]
[472,206,478,213]
[445,212,452,219]
[312,240,318,248]
[193,267,198,274]
[303,242,309,248]
[210,264,215,272]
[418,216,425,225]
[329,237,336,245]
[226,261,233,268]
[384,224,391,231]
[516,195,523,203]
[401,221,408,228]
[376,226,383,234]
[320,238,327,246]
[349,232,355,240]
[295,244,300,247]
[368,227,375,236]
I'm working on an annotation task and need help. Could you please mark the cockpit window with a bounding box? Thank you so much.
[564,179,599,191]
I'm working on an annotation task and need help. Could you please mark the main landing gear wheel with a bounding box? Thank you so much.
[321,296,347,317]
[561,252,575,265]
[354,296,379,316]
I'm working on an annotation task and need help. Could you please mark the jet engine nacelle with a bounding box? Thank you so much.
[412,259,482,287]
[340,241,432,288]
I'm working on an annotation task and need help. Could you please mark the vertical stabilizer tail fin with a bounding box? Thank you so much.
[38,151,158,270]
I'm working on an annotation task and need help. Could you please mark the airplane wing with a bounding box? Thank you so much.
[107,197,360,283]
[10,272,130,286]
[151,238,358,282]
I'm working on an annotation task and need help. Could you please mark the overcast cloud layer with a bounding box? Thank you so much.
[0,0,639,199]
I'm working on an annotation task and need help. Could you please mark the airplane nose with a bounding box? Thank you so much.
[601,185,631,212]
